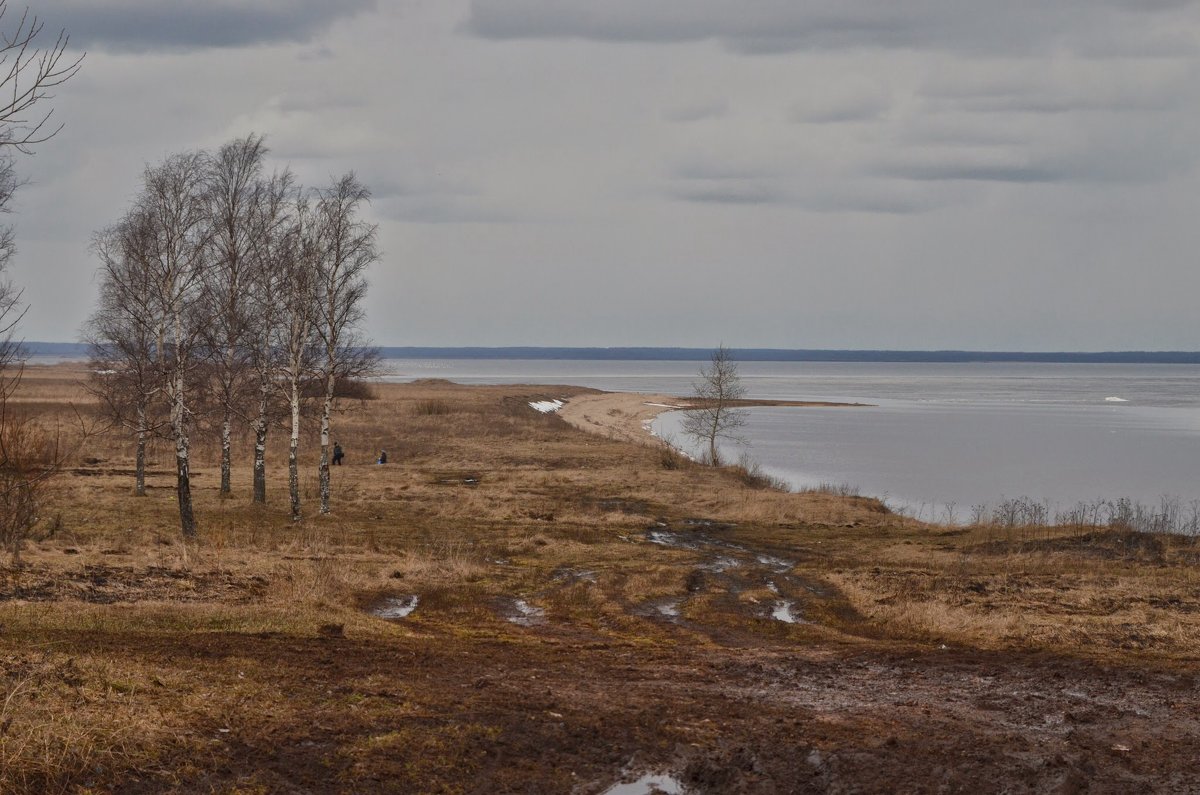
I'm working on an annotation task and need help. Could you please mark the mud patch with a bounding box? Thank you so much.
[0,564,268,604]
[552,567,598,584]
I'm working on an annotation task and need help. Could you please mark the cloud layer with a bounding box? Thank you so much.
[4,0,1199,350]
[40,1,376,51]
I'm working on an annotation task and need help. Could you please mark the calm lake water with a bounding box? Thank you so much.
[381,358,1200,519]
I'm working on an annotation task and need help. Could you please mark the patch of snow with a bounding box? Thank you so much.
[643,402,684,409]
[771,601,803,624]
[756,554,794,572]
[372,595,418,619]
[602,773,684,795]
[701,555,741,573]
[529,399,566,413]
[1104,396,1128,403]
[656,599,681,618]
[508,598,546,627]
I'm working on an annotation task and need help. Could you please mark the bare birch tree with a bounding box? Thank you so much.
[138,153,212,538]
[312,173,379,515]
[272,193,318,522]
[244,166,295,504]
[85,214,166,495]
[681,345,749,466]
[202,134,266,496]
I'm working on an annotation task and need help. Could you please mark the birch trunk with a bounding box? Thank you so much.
[288,378,302,522]
[219,410,232,496]
[252,378,269,504]
[135,402,146,497]
[172,368,196,538]
[318,373,334,514]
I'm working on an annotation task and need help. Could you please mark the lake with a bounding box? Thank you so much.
[381,358,1200,520]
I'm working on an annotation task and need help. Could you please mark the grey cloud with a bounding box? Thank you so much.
[377,197,519,225]
[664,101,728,123]
[43,1,376,52]
[875,161,1066,184]
[671,162,775,182]
[671,182,786,205]
[464,0,1198,56]
[799,192,943,215]
[791,95,888,124]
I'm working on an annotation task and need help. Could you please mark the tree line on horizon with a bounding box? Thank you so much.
[84,133,380,538]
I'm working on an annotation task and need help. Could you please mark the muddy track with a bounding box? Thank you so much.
[24,625,1200,793]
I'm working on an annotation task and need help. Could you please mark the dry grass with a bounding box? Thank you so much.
[2,364,1200,789]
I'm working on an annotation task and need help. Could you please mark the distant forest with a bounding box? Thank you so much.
[27,342,1200,364]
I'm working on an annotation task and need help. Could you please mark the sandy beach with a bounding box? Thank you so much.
[557,390,866,446]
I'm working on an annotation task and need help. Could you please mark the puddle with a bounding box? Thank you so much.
[506,598,547,627]
[756,554,794,572]
[371,595,419,619]
[646,531,699,550]
[636,597,683,621]
[681,518,735,530]
[700,555,741,573]
[602,773,685,795]
[771,600,805,624]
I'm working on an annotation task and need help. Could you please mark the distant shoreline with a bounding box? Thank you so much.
[21,342,1200,365]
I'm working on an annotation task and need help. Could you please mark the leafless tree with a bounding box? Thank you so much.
[137,152,212,538]
[0,2,81,303]
[311,173,379,514]
[681,345,749,466]
[85,214,167,496]
[202,134,267,496]
[0,3,81,153]
[0,4,80,562]
[272,193,319,522]
[244,166,295,504]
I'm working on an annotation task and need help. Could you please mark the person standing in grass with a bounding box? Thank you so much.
[332,442,344,466]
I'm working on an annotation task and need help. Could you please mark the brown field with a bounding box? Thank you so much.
[3,364,1200,793]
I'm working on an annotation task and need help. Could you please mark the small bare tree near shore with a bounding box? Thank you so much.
[682,344,748,466]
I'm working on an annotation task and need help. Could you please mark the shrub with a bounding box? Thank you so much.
[413,398,453,416]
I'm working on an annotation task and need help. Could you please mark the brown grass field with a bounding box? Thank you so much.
[2,364,1200,793]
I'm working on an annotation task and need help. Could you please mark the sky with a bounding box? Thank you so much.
[6,0,1200,350]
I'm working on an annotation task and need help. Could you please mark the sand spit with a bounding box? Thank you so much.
[557,391,866,446]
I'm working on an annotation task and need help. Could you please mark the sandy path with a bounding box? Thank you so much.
[557,392,686,445]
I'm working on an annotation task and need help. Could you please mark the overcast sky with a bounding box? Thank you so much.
[7,1,1200,350]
